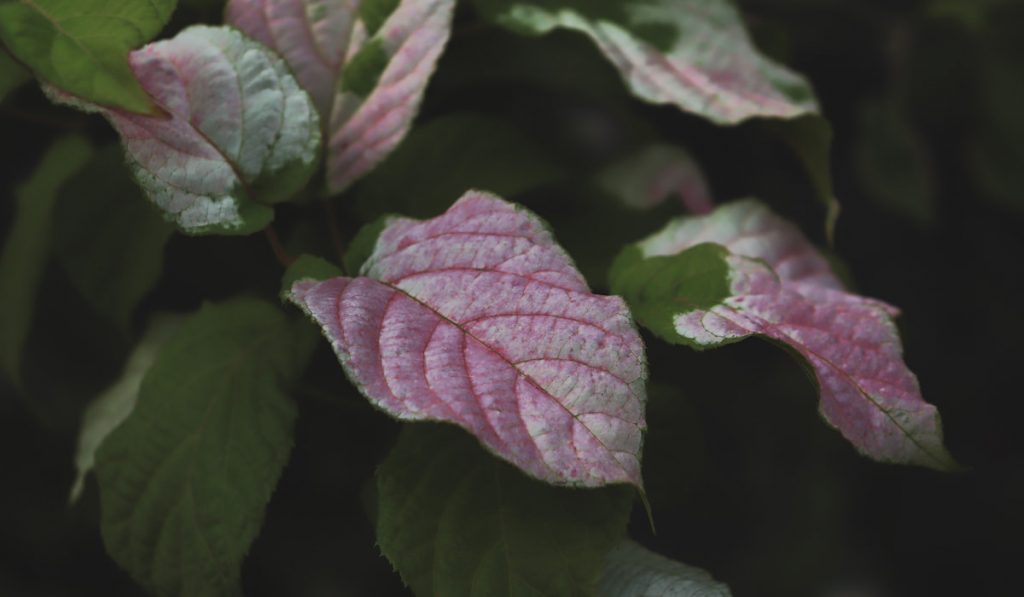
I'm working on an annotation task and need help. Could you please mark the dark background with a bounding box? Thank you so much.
[1,1,1021,595]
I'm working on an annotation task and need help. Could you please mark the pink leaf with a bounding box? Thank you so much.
[47,25,321,234]
[636,200,955,470]
[227,0,455,193]
[289,191,648,487]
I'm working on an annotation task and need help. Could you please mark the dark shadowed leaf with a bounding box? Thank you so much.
[377,424,634,596]
[350,113,563,220]
[54,146,175,330]
[0,135,93,384]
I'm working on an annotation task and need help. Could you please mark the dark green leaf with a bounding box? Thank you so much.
[0,135,93,384]
[94,298,315,597]
[0,50,29,102]
[342,215,390,275]
[53,146,175,331]
[281,254,342,297]
[350,113,563,220]
[377,424,634,597]
[0,0,176,114]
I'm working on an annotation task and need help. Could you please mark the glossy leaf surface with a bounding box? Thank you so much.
[611,199,955,470]
[289,192,647,487]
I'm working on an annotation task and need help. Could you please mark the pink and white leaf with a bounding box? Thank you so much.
[638,200,955,470]
[599,144,713,213]
[484,0,819,124]
[227,0,455,193]
[289,191,648,487]
[226,0,364,121]
[47,25,321,234]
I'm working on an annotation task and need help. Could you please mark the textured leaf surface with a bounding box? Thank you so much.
[0,135,93,383]
[610,199,955,470]
[54,146,175,330]
[598,144,712,213]
[377,424,634,596]
[290,191,647,487]
[94,299,314,597]
[227,0,455,193]
[598,541,731,597]
[0,0,174,113]
[48,25,321,235]
[475,0,819,124]
[70,315,183,503]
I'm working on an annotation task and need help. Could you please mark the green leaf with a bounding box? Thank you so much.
[0,50,29,102]
[0,0,176,114]
[53,146,175,331]
[280,254,342,297]
[376,424,634,597]
[350,113,563,220]
[0,135,93,384]
[342,215,390,275]
[609,243,733,346]
[70,314,183,503]
[94,298,315,597]
[340,38,389,96]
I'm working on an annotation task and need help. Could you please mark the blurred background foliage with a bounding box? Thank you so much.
[1,0,1022,595]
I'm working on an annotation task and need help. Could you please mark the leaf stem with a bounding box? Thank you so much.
[264,225,294,267]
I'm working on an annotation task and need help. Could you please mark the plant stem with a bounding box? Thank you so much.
[264,225,294,267]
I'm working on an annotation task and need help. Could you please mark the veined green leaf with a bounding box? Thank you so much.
[94,298,315,597]
[0,0,176,114]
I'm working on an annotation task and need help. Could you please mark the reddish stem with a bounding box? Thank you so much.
[264,225,295,267]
